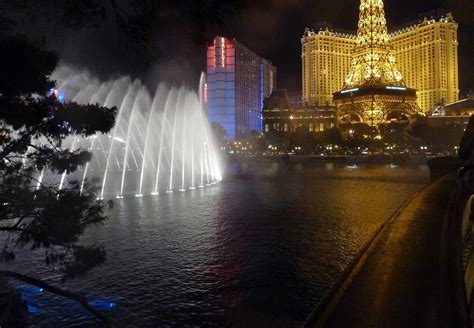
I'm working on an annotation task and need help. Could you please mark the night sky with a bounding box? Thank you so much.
[6,0,474,95]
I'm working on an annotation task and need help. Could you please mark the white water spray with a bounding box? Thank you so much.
[47,67,221,199]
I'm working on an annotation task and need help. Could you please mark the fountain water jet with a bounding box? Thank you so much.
[47,66,221,199]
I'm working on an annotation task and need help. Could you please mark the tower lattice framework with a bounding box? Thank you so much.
[334,0,423,126]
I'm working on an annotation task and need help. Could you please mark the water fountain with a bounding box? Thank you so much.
[48,66,222,199]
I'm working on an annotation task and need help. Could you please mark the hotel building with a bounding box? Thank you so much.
[262,89,336,136]
[206,36,277,140]
[302,12,459,113]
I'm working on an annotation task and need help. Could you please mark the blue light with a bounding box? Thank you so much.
[341,88,359,94]
[49,88,55,95]
[89,299,117,311]
[18,286,44,294]
[386,86,406,91]
[27,304,41,314]
[58,92,64,103]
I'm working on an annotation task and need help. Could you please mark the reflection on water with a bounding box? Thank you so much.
[3,160,429,326]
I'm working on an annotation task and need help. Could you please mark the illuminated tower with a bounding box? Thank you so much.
[333,0,422,126]
[206,36,276,140]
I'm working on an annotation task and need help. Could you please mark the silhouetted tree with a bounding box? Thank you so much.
[322,127,344,146]
[265,129,286,149]
[239,130,264,153]
[290,126,318,154]
[341,123,374,149]
[379,122,411,145]
[0,33,116,325]
[210,122,227,146]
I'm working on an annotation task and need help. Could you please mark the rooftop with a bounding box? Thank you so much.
[302,11,456,41]
[444,98,474,110]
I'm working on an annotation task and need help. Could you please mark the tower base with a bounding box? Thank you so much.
[333,86,423,126]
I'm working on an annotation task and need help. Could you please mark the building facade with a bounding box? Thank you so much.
[302,28,356,107]
[287,91,304,109]
[302,12,459,113]
[426,97,473,140]
[206,36,276,140]
[443,98,474,116]
[262,89,336,135]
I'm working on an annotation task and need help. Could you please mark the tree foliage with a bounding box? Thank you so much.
[210,122,227,146]
[379,122,411,145]
[290,126,317,152]
[0,33,116,281]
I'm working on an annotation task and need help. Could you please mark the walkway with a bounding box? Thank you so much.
[305,174,469,327]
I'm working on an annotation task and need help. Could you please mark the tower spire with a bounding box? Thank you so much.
[333,0,422,127]
[343,0,404,88]
[356,0,390,49]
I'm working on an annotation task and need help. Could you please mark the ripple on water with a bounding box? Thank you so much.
[2,162,428,326]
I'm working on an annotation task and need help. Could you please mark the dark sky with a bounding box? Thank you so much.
[219,0,473,94]
[7,0,474,95]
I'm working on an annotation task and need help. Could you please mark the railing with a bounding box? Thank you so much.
[452,167,474,326]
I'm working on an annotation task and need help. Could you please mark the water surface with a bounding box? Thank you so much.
[3,160,429,327]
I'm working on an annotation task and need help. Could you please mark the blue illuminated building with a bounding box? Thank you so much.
[206,36,277,140]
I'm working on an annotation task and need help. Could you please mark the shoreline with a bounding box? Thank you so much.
[223,154,434,165]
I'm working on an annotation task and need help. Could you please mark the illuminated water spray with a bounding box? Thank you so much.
[48,66,222,199]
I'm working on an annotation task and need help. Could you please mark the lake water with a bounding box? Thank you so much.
[3,159,430,327]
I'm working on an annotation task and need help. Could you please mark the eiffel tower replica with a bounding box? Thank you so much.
[333,0,422,126]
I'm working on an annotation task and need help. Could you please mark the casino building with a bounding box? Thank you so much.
[206,36,277,140]
[301,8,459,115]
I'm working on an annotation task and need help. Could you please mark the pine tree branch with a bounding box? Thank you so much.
[0,270,113,327]
[0,122,47,161]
